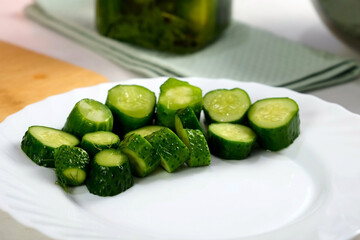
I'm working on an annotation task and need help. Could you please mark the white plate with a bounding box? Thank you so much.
[1,77,360,240]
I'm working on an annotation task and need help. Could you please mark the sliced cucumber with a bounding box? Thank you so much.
[247,97,300,151]
[208,123,256,160]
[86,149,133,196]
[124,125,165,139]
[157,78,203,129]
[175,107,205,141]
[21,126,79,167]
[54,145,90,187]
[120,133,160,177]
[81,131,120,158]
[179,129,211,167]
[145,127,189,173]
[203,88,251,124]
[62,98,113,138]
[106,84,156,136]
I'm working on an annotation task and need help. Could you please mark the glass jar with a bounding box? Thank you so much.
[96,0,232,53]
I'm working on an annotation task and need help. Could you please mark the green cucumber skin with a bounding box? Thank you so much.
[54,145,90,186]
[107,104,155,137]
[21,127,79,168]
[86,150,133,197]
[120,133,160,177]
[156,78,203,130]
[80,132,120,158]
[207,126,256,160]
[175,107,205,136]
[249,112,300,151]
[63,99,113,138]
[203,88,251,124]
[183,129,211,167]
[145,128,189,173]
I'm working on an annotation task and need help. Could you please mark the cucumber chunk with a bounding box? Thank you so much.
[63,98,113,138]
[203,88,251,123]
[81,131,120,158]
[247,97,300,151]
[179,129,211,167]
[86,149,133,196]
[54,145,90,187]
[145,128,189,173]
[21,126,79,167]
[208,123,256,160]
[124,125,165,138]
[106,84,156,136]
[175,107,205,141]
[120,133,160,177]
[157,78,203,129]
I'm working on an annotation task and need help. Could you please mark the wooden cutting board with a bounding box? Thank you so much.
[0,41,109,122]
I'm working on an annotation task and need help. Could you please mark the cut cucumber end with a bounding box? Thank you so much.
[95,149,127,167]
[158,78,203,110]
[248,98,299,129]
[161,86,196,109]
[203,88,251,123]
[81,131,120,157]
[107,85,156,118]
[29,126,79,148]
[82,131,120,145]
[209,123,256,142]
[78,99,112,122]
[62,168,87,185]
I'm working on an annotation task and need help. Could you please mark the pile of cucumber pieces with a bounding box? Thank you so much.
[21,78,300,197]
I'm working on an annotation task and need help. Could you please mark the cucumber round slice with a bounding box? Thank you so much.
[247,97,300,151]
[54,145,90,187]
[203,88,251,123]
[208,123,256,160]
[63,98,113,138]
[106,84,156,136]
[157,78,203,129]
[81,131,120,158]
[86,149,133,196]
[120,133,160,177]
[21,126,79,167]
[180,129,211,167]
[175,107,205,141]
[145,128,189,173]
[124,125,165,139]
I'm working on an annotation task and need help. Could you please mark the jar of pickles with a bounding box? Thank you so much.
[96,0,232,53]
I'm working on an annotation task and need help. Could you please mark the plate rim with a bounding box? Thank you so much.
[0,77,360,240]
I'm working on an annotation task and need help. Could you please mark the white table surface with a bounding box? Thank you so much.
[0,0,359,239]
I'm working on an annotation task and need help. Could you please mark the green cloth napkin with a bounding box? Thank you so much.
[25,0,360,92]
